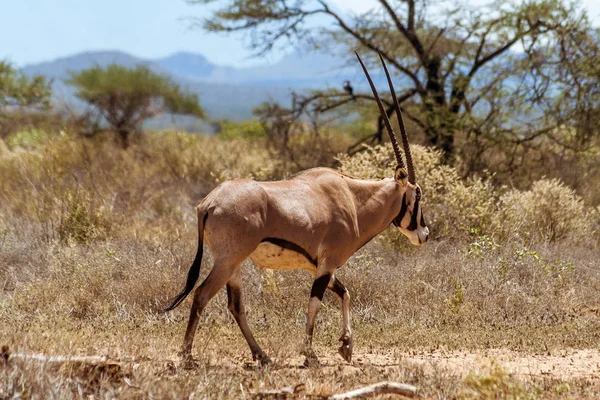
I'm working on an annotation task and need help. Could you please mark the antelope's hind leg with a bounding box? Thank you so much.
[226,269,271,366]
[181,263,236,367]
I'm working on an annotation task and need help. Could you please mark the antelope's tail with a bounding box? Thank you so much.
[163,211,208,312]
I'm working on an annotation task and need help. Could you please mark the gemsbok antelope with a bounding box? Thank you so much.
[165,52,429,367]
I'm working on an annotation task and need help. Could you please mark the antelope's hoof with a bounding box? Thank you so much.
[180,356,198,370]
[301,348,320,368]
[303,355,321,368]
[178,348,198,369]
[338,334,353,363]
[253,351,272,366]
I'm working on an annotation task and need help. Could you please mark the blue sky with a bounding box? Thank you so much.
[2,0,599,68]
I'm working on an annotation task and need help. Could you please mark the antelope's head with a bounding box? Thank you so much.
[356,51,429,246]
[392,167,429,245]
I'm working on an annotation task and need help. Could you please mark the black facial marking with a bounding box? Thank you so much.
[331,278,347,299]
[261,237,317,266]
[393,193,408,227]
[420,213,427,228]
[407,194,420,231]
[310,274,331,300]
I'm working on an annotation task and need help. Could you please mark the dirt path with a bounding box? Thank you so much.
[277,349,600,381]
[403,349,600,380]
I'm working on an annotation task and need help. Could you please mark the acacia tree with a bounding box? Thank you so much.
[0,60,52,136]
[189,0,594,167]
[68,64,205,148]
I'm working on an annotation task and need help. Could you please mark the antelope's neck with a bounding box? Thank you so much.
[350,178,401,238]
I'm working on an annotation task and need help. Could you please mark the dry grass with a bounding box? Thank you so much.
[1,131,599,398]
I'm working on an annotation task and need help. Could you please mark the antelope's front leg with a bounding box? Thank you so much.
[329,276,352,363]
[303,273,331,367]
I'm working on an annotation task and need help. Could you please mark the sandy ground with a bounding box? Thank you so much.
[150,348,600,381]
[344,349,600,381]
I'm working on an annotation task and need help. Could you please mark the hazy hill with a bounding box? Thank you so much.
[155,51,353,87]
[20,50,355,123]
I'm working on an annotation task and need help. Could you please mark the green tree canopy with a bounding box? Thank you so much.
[189,0,599,171]
[0,60,51,110]
[68,64,205,147]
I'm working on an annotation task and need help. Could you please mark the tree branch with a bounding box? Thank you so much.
[469,20,543,77]
[378,0,426,62]
[316,0,425,93]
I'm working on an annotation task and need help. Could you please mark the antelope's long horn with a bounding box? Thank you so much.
[355,51,406,171]
[378,52,416,184]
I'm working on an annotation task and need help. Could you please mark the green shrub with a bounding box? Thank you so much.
[57,189,112,243]
[6,128,50,149]
[217,119,266,140]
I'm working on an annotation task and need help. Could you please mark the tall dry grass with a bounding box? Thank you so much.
[1,131,599,398]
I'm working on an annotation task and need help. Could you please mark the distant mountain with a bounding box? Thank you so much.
[19,50,389,125]
[154,51,353,88]
[157,52,216,81]
[21,51,157,80]
[20,51,306,123]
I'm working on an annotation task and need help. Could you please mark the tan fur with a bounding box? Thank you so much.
[175,167,428,366]
[250,242,316,273]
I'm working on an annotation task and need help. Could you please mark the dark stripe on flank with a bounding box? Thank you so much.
[311,274,331,300]
[261,237,317,266]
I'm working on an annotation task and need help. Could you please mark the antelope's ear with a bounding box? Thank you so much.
[394,167,408,186]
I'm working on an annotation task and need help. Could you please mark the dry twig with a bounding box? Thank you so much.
[254,381,418,399]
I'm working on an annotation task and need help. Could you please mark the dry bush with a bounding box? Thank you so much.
[141,130,285,184]
[0,132,297,246]
[495,178,595,242]
[337,143,597,243]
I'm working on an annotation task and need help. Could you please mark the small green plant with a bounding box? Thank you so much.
[499,246,575,278]
[446,279,465,314]
[105,248,119,258]
[460,360,540,399]
[497,257,509,276]
[464,229,501,259]
[544,259,574,278]
[515,247,541,262]
[6,129,49,149]
[57,190,110,244]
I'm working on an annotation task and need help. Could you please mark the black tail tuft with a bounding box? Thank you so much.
[164,238,204,312]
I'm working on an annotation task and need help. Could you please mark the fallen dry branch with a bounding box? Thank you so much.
[2,344,108,365]
[1,345,124,384]
[330,381,419,399]
[7,353,109,364]
[254,381,418,399]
